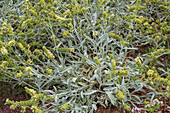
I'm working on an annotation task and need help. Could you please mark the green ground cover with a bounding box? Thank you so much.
[0,0,169,113]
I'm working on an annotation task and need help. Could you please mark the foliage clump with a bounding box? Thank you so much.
[0,0,169,112]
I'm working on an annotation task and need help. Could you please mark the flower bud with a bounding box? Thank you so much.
[94,56,100,65]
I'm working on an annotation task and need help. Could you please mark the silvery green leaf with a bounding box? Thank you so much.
[78,82,87,86]
[81,106,88,109]
[157,61,165,67]
[81,91,84,98]
[92,104,97,111]
[67,79,71,90]
[121,77,125,85]
[44,90,54,94]
[93,12,97,25]
[105,99,108,106]
[103,87,116,91]
[83,90,98,95]
[105,91,116,106]
[72,77,77,82]
[102,82,115,86]
[131,95,142,103]
[157,67,166,73]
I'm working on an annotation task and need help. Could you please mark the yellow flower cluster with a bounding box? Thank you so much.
[32,93,45,102]
[25,87,37,97]
[102,8,108,19]
[34,49,43,56]
[109,33,122,40]
[92,31,98,37]
[68,23,73,31]
[108,69,129,78]
[57,48,75,52]
[94,56,100,65]
[24,67,31,72]
[81,7,88,12]
[1,19,8,35]
[31,106,44,113]
[61,103,72,111]
[135,57,142,67]
[111,59,116,70]
[166,86,170,92]
[16,72,23,78]
[116,90,124,100]
[110,14,115,22]
[6,99,33,110]
[147,69,154,76]
[26,59,32,65]
[24,67,33,77]
[63,31,70,37]
[7,39,16,47]
[46,69,53,75]
[44,94,55,101]
[120,41,129,46]
[18,42,25,51]
[20,106,26,113]
[154,49,164,55]
[63,9,72,17]
[153,77,169,85]
[0,46,8,56]
[124,103,131,111]
[72,3,81,15]
[0,61,8,70]
[0,40,5,48]
[42,46,55,60]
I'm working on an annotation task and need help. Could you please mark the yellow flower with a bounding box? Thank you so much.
[25,87,37,96]
[18,42,25,51]
[7,39,16,47]
[166,86,170,92]
[135,57,142,67]
[63,31,69,37]
[116,90,124,100]
[92,31,98,37]
[94,56,100,65]
[46,69,53,75]
[24,67,32,72]
[147,69,154,76]
[42,46,55,60]
[16,72,23,78]
[110,14,115,20]
[124,104,131,111]
[82,7,88,12]
[61,103,72,111]
[68,23,73,31]
[0,46,8,55]
[111,60,116,69]
[57,48,74,52]
[31,106,39,113]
